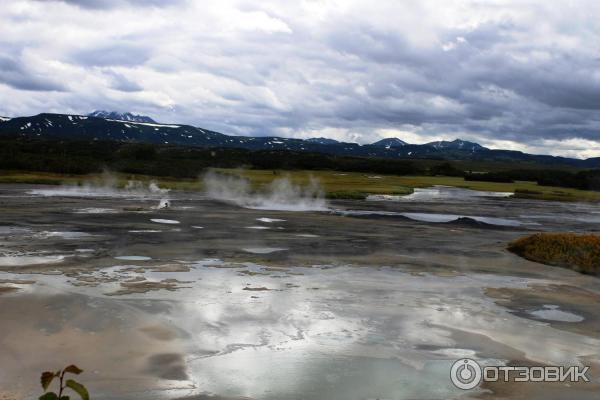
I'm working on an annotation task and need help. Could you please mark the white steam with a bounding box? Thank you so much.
[28,171,170,201]
[203,171,328,211]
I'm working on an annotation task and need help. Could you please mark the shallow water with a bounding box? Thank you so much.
[114,256,153,261]
[256,217,286,223]
[391,186,513,202]
[74,207,120,214]
[151,219,181,224]
[401,212,523,226]
[338,210,523,227]
[2,262,598,399]
[529,305,585,322]
[35,231,97,239]
[0,255,65,267]
[242,247,288,254]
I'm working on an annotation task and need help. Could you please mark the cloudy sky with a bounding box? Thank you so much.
[2,0,600,158]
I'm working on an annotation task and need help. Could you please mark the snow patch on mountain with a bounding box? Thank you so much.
[106,119,181,129]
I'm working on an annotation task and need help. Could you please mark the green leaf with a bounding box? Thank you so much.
[41,372,56,391]
[66,379,89,400]
[59,396,70,400]
[39,393,59,400]
[63,365,83,375]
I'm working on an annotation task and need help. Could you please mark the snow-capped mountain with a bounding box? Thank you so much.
[425,139,485,152]
[0,116,10,122]
[88,110,156,124]
[371,138,408,148]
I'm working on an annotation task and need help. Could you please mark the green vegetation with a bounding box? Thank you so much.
[2,136,600,201]
[39,365,89,400]
[466,168,600,191]
[508,233,600,276]
[325,191,370,200]
[4,169,600,202]
[512,189,579,202]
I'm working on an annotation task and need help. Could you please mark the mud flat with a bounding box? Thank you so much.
[0,184,599,400]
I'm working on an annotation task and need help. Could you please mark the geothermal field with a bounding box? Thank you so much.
[0,176,599,399]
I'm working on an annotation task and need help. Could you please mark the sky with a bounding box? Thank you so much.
[1,0,600,158]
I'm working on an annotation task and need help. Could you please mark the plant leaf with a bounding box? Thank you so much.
[63,365,83,375]
[39,393,59,400]
[59,396,70,400]
[66,379,89,400]
[41,372,56,391]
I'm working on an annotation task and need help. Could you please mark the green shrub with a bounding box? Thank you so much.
[508,233,600,275]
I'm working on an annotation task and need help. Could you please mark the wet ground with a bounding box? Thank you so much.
[0,184,599,399]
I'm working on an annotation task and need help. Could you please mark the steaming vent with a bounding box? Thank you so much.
[203,171,328,211]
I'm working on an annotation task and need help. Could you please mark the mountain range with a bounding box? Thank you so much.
[0,111,599,168]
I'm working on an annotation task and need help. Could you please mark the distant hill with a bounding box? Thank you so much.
[1,112,599,168]
[371,138,408,148]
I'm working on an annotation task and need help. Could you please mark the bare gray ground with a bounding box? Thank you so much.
[0,184,598,399]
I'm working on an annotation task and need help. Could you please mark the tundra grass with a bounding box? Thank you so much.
[0,170,202,191]
[508,233,600,276]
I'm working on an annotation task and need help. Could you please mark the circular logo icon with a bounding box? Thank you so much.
[450,358,482,390]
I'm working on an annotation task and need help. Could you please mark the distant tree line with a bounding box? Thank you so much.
[412,161,600,191]
[0,137,422,177]
[1,136,599,191]
[465,169,600,191]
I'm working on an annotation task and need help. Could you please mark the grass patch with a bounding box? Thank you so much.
[0,171,67,185]
[508,233,600,276]
[0,170,202,191]
[325,191,369,200]
[513,188,576,202]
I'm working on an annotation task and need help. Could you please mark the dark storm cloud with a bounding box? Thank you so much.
[0,55,65,92]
